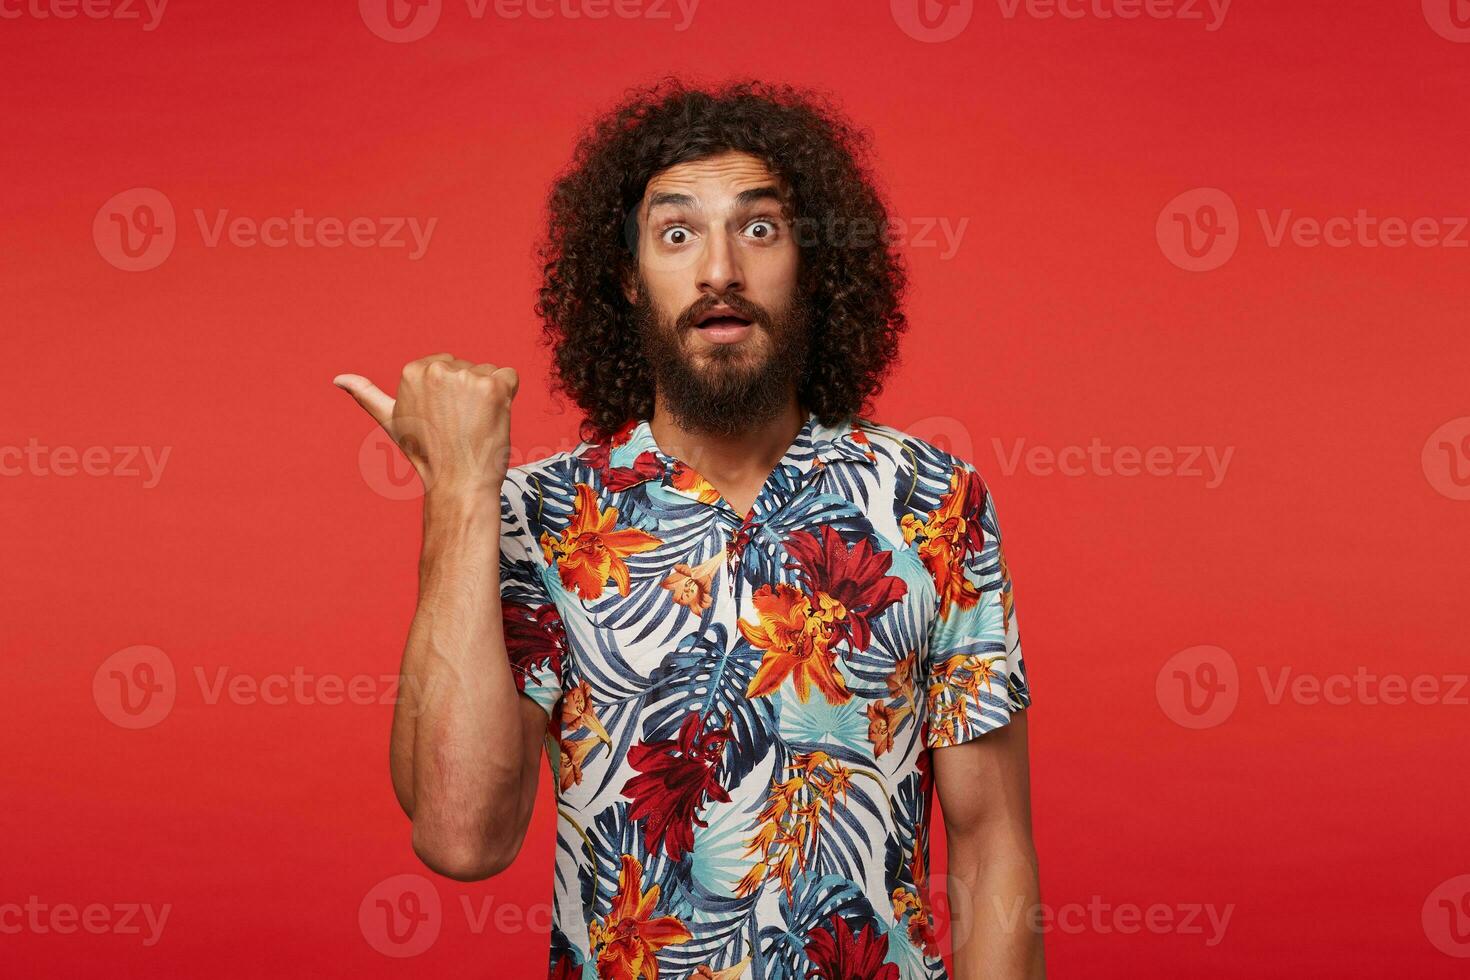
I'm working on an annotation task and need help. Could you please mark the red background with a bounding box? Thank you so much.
[4,1,1468,976]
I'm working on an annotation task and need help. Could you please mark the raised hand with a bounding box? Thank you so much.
[333,353,520,497]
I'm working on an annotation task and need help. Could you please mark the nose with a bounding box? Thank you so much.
[696,228,743,297]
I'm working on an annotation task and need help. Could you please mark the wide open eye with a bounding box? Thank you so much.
[746,219,778,240]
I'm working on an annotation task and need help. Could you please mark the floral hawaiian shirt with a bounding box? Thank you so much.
[497,410,1031,980]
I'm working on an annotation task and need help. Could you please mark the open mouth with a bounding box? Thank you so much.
[688,305,757,345]
[695,311,753,329]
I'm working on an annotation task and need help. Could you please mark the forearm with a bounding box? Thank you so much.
[389,486,537,878]
[947,828,1046,980]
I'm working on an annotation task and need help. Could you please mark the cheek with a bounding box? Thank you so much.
[639,245,705,303]
[641,278,696,327]
[745,252,802,312]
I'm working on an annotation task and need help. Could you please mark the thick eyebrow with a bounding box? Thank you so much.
[644,185,788,217]
[732,185,786,210]
[646,191,697,214]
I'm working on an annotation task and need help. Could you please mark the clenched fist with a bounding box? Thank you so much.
[334,354,519,497]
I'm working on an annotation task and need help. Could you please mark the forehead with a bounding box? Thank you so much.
[641,151,789,210]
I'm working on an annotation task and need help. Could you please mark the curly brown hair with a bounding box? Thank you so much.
[534,77,909,443]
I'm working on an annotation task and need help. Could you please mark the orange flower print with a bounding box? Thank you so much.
[557,734,600,792]
[659,553,725,614]
[669,461,722,504]
[887,652,916,703]
[692,960,749,979]
[561,679,611,745]
[737,753,859,900]
[926,653,1004,746]
[590,854,692,980]
[900,465,987,619]
[541,483,662,601]
[891,840,939,957]
[863,700,901,757]
[738,583,850,705]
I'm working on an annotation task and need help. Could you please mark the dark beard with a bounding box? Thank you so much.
[633,286,812,438]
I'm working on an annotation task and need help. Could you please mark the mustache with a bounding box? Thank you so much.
[676,293,770,331]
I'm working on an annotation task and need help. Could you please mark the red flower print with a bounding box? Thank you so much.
[803,913,898,980]
[782,524,907,652]
[579,420,666,491]
[622,712,732,860]
[502,599,566,683]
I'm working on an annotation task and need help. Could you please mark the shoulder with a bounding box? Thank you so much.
[500,439,589,531]
[849,416,1012,558]
[850,415,990,487]
[504,447,581,491]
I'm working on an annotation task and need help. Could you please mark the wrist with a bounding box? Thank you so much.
[423,483,503,529]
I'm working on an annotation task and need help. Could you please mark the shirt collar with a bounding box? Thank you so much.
[596,409,877,493]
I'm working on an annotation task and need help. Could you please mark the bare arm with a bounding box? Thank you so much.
[336,354,547,881]
[933,709,1046,980]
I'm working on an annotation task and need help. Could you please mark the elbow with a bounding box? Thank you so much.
[410,820,521,882]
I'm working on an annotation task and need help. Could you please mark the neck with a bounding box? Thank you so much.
[647,393,806,483]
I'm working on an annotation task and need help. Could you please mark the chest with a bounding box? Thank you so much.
[540,483,937,718]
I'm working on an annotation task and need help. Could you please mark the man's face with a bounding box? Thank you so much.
[626,150,811,435]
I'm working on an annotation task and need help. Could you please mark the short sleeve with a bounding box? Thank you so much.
[921,462,1030,749]
[498,475,566,725]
